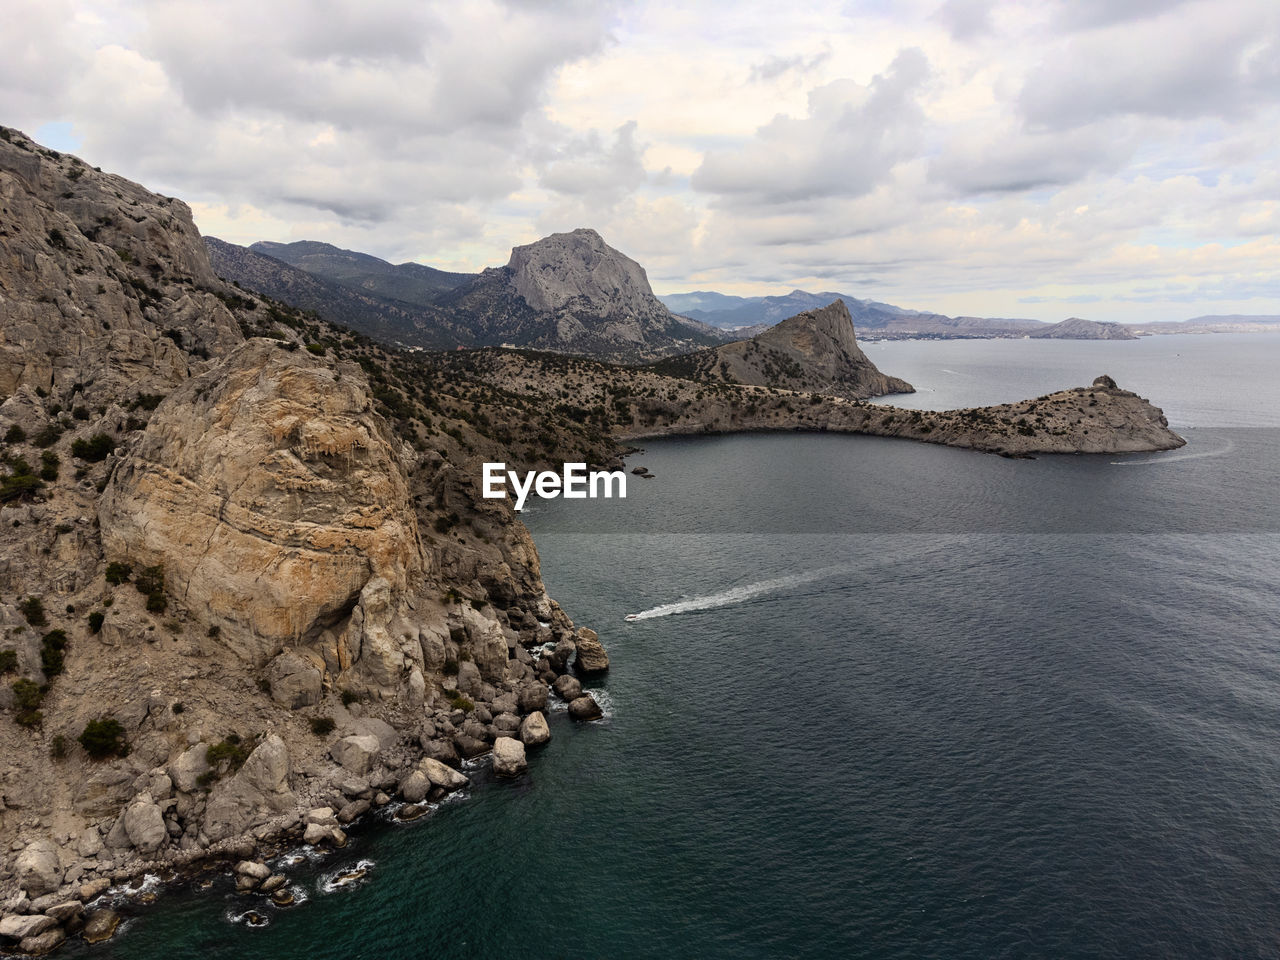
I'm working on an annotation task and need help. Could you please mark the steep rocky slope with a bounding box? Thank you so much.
[204,238,464,348]
[250,240,472,307]
[0,127,613,954]
[651,299,914,400]
[434,228,724,361]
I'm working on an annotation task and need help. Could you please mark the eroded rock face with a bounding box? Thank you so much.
[99,339,423,663]
[202,735,295,843]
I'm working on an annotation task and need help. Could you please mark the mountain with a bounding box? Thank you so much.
[660,289,1045,338]
[651,299,914,400]
[205,237,465,348]
[1129,315,1280,335]
[434,228,726,362]
[250,240,473,308]
[1029,317,1137,340]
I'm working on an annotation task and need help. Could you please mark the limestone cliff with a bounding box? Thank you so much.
[99,340,423,665]
[435,228,723,361]
[651,299,914,400]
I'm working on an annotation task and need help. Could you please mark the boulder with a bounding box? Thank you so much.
[202,735,295,843]
[20,927,65,956]
[573,628,609,674]
[260,875,287,894]
[45,902,83,926]
[519,711,551,746]
[235,861,271,881]
[329,735,381,776]
[350,717,399,751]
[14,840,62,898]
[0,914,57,939]
[168,743,211,793]
[123,795,168,854]
[399,770,431,804]
[470,621,510,682]
[568,694,603,721]
[79,879,111,902]
[552,675,582,702]
[517,683,548,714]
[453,734,489,760]
[455,660,482,696]
[491,737,527,778]
[418,738,459,767]
[77,828,103,859]
[548,638,575,674]
[81,909,122,944]
[337,799,370,824]
[419,757,469,792]
[266,651,323,709]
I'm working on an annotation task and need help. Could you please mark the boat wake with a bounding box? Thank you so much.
[1111,439,1233,466]
[625,565,854,621]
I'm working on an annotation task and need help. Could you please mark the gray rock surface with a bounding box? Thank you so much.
[491,737,527,778]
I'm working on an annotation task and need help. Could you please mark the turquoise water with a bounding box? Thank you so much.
[63,334,1280,959]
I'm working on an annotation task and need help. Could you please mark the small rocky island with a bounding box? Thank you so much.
[0,125,1181,955]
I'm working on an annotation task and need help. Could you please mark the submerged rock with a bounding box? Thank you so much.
[81,909,122,945]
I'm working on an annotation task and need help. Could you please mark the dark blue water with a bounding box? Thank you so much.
[69,335,1280,959]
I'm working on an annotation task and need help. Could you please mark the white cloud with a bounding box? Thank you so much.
[0,0,1276,321]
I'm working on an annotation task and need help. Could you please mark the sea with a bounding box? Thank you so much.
[62,333,1280,959]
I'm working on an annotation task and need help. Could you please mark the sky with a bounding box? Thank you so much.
[3,0,1279,322]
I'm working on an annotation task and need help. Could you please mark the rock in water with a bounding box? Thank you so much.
[81,909,122,944]
[518,711,551,746]
[573,628,610,674]
[568,694,604,721]
[399,770,431,804]
[552,675,582,702]
[492,737,528,777]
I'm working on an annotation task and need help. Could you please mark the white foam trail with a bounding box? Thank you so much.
[626,564,854,621]
[1111,439,1233,466]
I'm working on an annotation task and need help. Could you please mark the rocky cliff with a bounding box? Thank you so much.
[0,127,611,954]
[435,228,724,361]
[651,299,914,400]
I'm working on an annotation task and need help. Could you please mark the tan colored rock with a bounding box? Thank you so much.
[99,340,423,663]
[202,735,295,842]
[419,757,469,791]
[14,839,62,897]
[573,628,609,674]
[491,737,527,777]
[518,711,551,746]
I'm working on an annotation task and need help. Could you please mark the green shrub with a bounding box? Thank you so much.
[87,611,104,634]
[78,717,128,759]
[206,735,250,771]
[105,561,131,585]
[442,658,459,675]
[145,592,167,613]
[20,596,46,627]
[134,565,164,595]
[72,406,89,421]
[39,451,59,481]
[0,649,16,673]
[340,689,359,707]
[50,734,68,760]
[40,630,67,678]
[32,424,62,448]
[70,433,115,462]
[172,701,184,714]
[11,678,44,727]
[448,695,474,712]
[3,425,26,444]
[309,716,336,736]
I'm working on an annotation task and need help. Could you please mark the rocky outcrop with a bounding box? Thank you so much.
[652,299,913,400]
[14,840,62,898]
[573,628,610,675]
[435,228,723,362]
[491,736,527,777]
[202,736,295,842]
[99,339,423,665]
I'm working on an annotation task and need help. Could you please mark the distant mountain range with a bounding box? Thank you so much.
[658,290,1045,339]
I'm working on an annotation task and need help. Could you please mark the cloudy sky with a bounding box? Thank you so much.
[4,0,1279,321]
